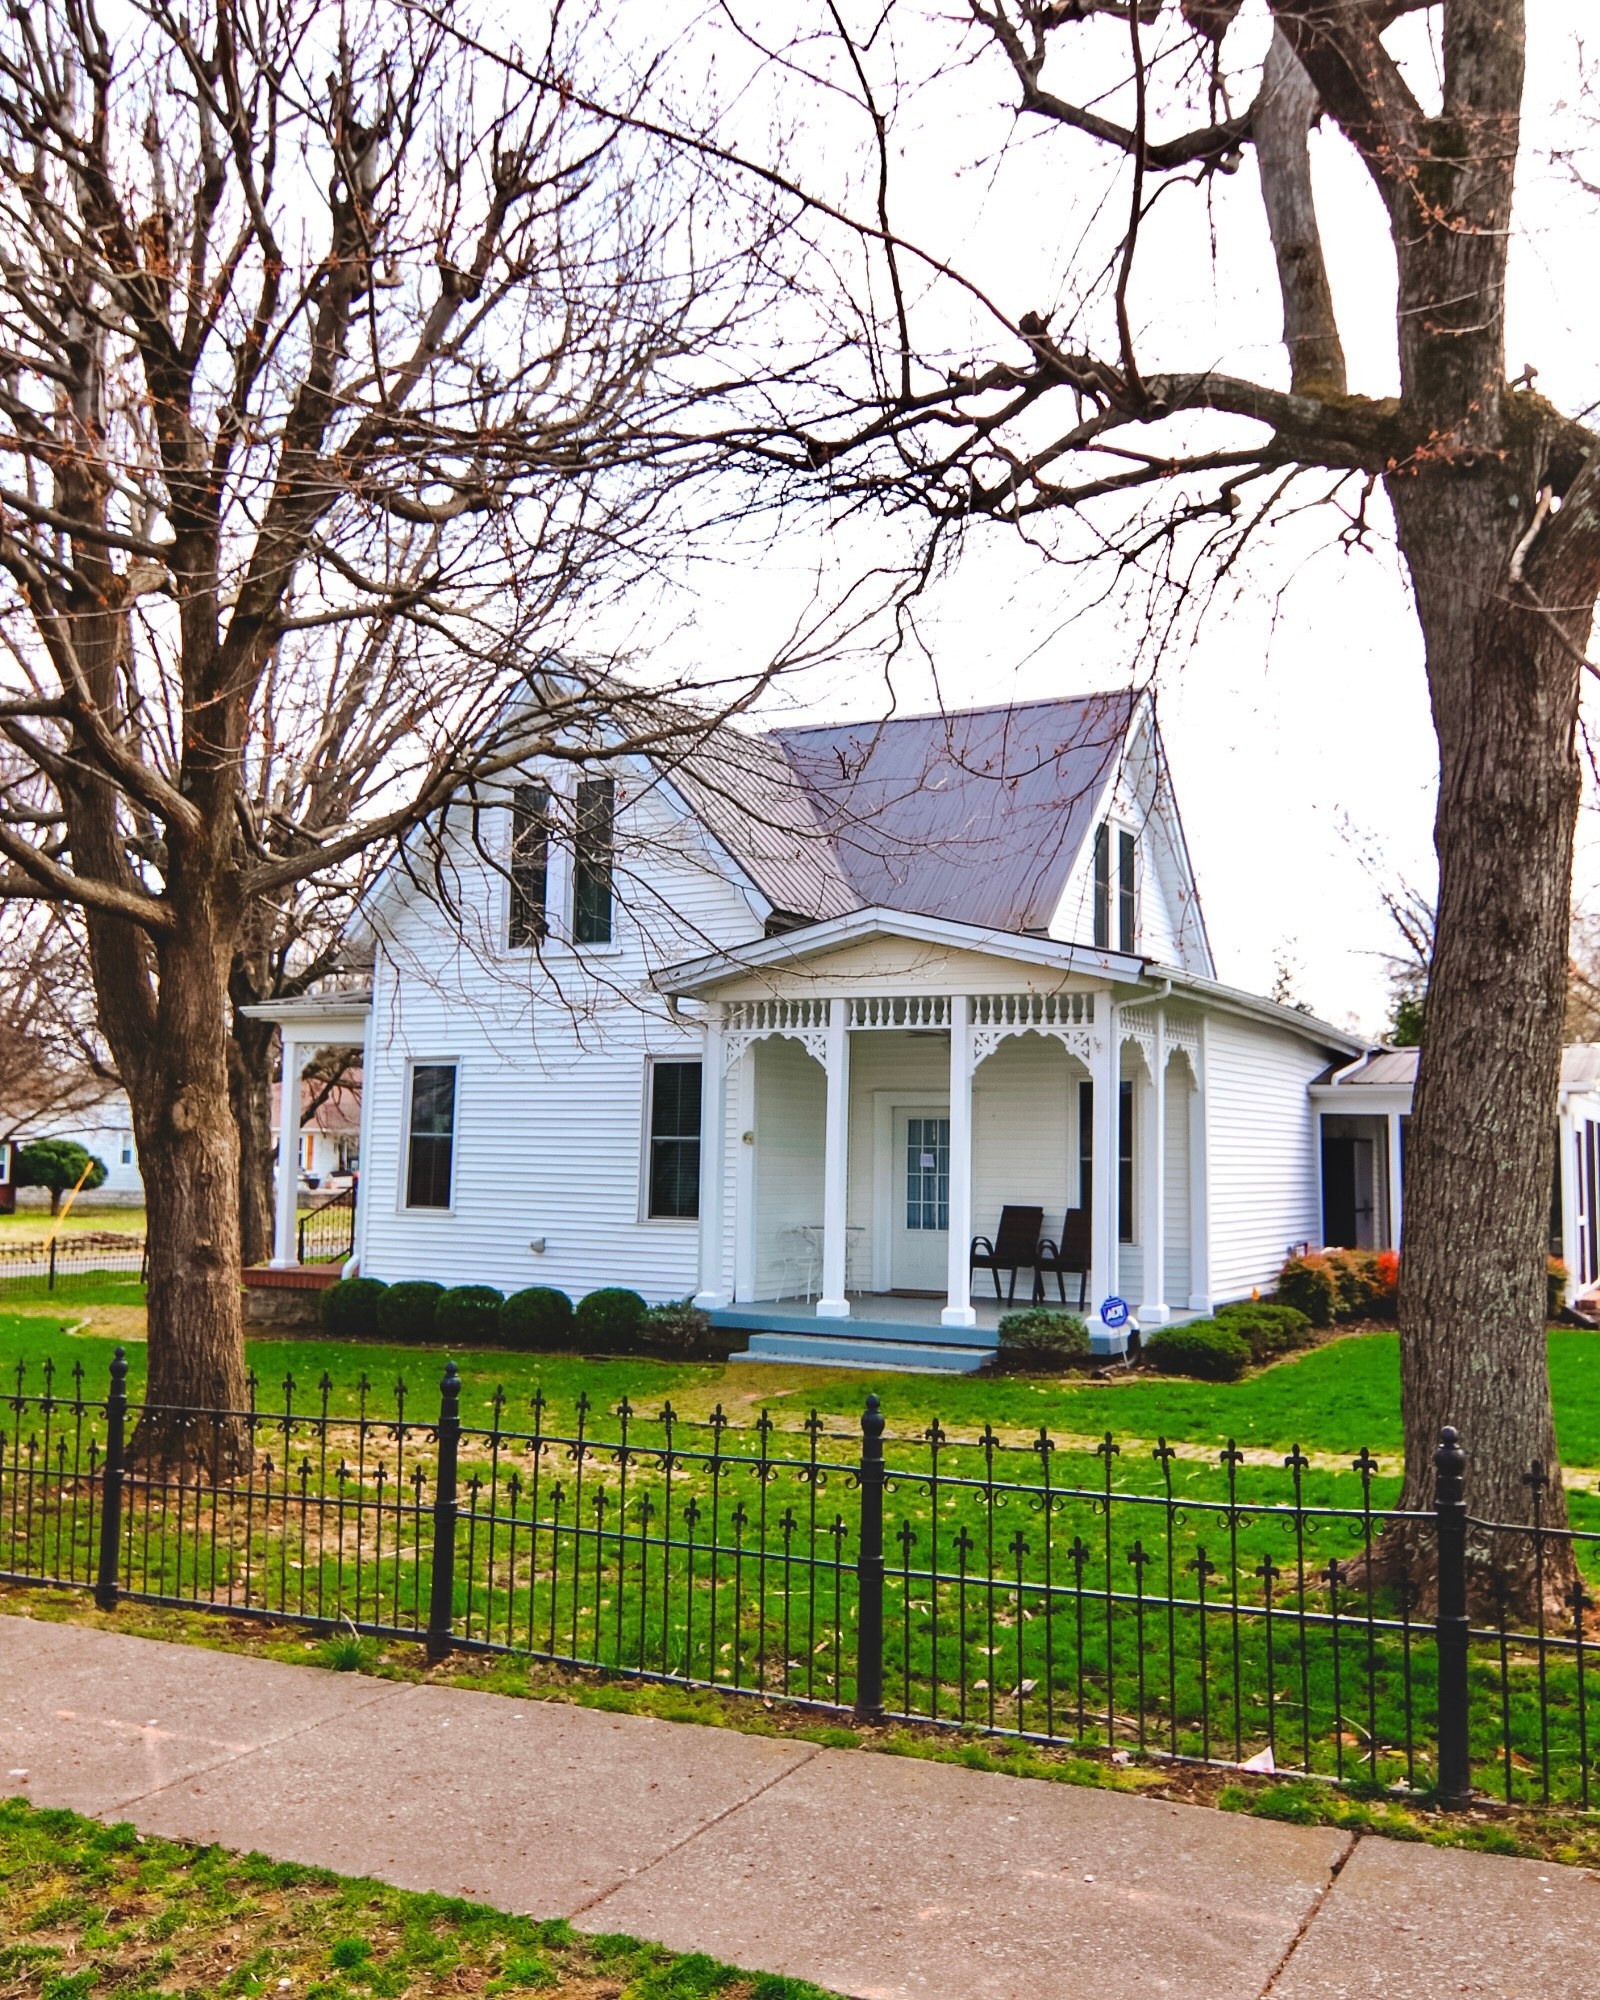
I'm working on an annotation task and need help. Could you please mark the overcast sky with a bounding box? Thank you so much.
[589,3,1600,1034]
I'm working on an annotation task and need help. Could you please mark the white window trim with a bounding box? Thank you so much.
[639,1053,703,1225]
[400,1057,460,1215]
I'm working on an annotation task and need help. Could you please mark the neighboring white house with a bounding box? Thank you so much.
[253,685,1499,1367]
[3,1090,144,1203]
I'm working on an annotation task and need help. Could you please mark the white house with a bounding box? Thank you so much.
[253,686,1492,1367]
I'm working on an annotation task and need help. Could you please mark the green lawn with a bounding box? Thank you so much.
[0,1796,836,2000]
[7,1313,1599,1808]
[0,1206,146,1236]
[8,1310,1600,1465]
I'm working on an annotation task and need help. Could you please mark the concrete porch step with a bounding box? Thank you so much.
[729,1330,992,1374]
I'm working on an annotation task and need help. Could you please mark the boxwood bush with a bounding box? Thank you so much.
[992,1307,1091,1372]
[499,1286,574,1351]
[637,1299,715,1357]
[574,1286,648,1351]
[375,1279,444,1345]
[1213,1300,1313,1364]
[1145,1319,1251,1381]
[435,1284,505,1347]
[319,1276,388,1340]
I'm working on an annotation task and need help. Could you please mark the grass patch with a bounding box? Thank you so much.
[0,1794,841,2000]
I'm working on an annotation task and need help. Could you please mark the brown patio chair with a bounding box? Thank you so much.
[1036,1208,1090,1308]
[969,1205,1046,1303]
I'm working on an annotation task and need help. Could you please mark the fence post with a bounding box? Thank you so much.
[426,1361,461,1663]
[1433,1424,1472,1807]
[853,1392,886,1723]
[48,1238,57,1292]
[94,1346,128,1611]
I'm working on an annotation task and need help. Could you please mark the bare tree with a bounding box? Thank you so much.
[678,0,1599,1604]
[0,0,794,1462]
[0,904,117,1140]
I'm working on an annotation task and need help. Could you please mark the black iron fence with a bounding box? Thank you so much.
[297,1186,356,1264]
[0,1236,146,1295]
[2,1348,1595,1811]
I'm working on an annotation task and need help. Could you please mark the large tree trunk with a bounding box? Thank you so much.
[1386,456,1597,1614]
[118,905,253,1473]
[230,1010,278,1270]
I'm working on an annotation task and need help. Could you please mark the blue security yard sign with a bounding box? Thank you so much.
[1100,1296,1130,1330]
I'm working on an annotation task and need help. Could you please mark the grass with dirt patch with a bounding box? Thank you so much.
[0,1794,838,2000]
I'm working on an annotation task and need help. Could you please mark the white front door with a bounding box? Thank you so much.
[892,1108,950,1292]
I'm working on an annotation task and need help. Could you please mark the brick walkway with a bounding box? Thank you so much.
[2,1618,1594,1999]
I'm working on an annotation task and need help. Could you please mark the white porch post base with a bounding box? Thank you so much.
[942,994,976,1331]
[270,1036,307,1268]
[1138,1303,1172,1327]
[693,1014,731,1309]
[816,998,851,1320]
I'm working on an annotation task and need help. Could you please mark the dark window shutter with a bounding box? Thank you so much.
[1118,828,1137,953]
[1118,1078,1135,1243]
[1093,823,1110,949]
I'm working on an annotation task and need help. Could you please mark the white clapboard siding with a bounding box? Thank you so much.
[358,781,763,1304]
[752,1036,826,1296]
[1204,1013,1328,1302]
[1164,1060,1192,1304]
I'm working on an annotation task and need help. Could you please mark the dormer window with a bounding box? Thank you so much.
[508,783,550,946]
[1094,820,1138,952]
[572,777,615,944]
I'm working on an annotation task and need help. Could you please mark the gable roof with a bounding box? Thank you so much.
[1318,1045,1600,1097]
[762,691,1137,933]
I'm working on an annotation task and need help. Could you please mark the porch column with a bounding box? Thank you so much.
[693,1012,731,1308]
[733,1048,757,1302]
[271,1035,308,1267]
[1088,1000,1117,1315]
[1139,1013,1169,1325]
[816,999,851,1318]
[942,994,977,1328]
[1386,1110,1405,1250]
[1188,1026,1212,1312]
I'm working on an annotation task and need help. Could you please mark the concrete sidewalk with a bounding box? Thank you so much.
[2,1620,1595,2000]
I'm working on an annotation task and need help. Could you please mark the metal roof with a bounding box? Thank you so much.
[1318,1045,1600,1095]
[769,691,1136,933]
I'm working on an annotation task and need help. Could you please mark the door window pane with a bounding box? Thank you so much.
[905,1116,950,1231]
[406,1064,456,1209]
[1118,1079,1134,1244]
[647,1060,701,1218]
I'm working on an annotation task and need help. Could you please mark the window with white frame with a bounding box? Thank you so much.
[405,1063,457,1209]
[1093,818,1138,952]
[508,783,550,946]
[646,1060,701,1218]
[572,777,615,944]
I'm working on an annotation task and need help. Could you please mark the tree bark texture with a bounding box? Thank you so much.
[230,1010,278,1272]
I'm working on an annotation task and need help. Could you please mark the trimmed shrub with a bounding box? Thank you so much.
[1145,1319,1251,1381]
[319,1276,388,1340]
[436,1284,505,1347]
[1274,1255,1339,1328]
[499,1286,575,1351]
[574,1286,649,1351]
[1214,1300,1313,1364]
[637,1299,716,1357]
[376,1279,444,1345]
[1550,1257,1569,1319]
[993,1308,1091,1372]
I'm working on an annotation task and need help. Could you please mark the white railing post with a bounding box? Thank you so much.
[694,1013,731,1308]
[271,1036,307,1267]
[817,999,851,1318]
[1089,1001,1117,1317]
[943,994,977,1329]
[1387,1108,1405,1251]
[1139,1009,1170,1326]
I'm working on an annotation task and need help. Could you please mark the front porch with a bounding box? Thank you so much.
[687,965,1213,1361]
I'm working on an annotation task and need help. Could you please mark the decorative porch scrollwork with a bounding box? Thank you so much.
[970,990,1100,1067]
[721,996,832,1068]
